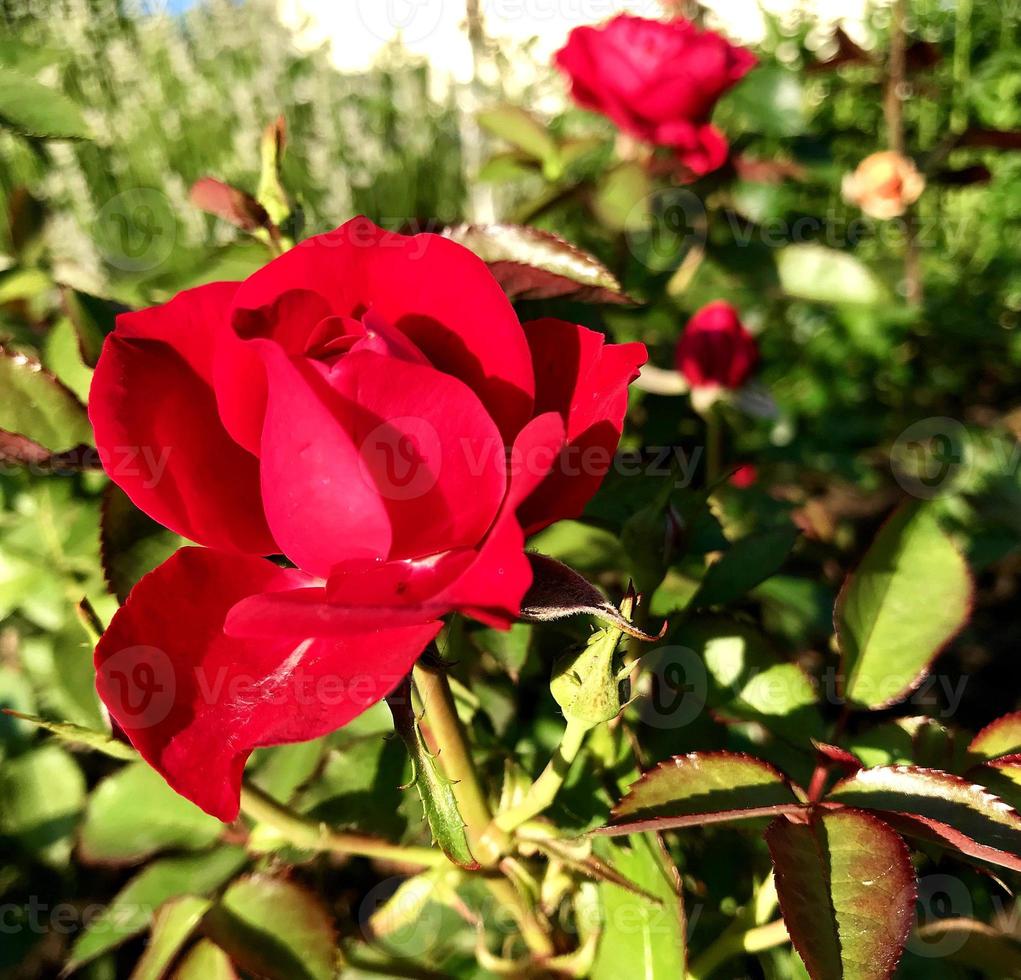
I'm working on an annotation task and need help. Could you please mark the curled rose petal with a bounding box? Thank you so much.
[89,283,276,555]
[95,547,440,821]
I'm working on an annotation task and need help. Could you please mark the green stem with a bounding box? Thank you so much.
[705,405,723,486]
[483,876,555,959]
[492,718,590,834]
[239,785,445,868]
[951,0,974,133]
[688,919,789,979]
[413,661,506,864]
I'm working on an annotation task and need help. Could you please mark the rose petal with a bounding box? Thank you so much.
[227,217,535,441]
[95,547,439,821]
[90,283,276,554]
[518,319,646,533]
[257,345,393,575]
[227,412,566,637]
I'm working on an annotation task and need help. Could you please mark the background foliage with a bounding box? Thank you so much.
[2,0,1021,977]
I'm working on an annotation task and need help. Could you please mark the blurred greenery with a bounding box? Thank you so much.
[2,0,1021,977]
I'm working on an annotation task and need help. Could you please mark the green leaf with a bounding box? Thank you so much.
[60,288,126,367]
[777,244,887,306]
[43,316,93,403]
[387,680,479,870]
[0,742,85,865]
[441,224,631,304]
[599,752,803,835]
[827,765,1021,872]
[80,761,222,865]
[719,66,806,137]
[298,737,407,839]
[101,485,185,603]
[693,525,800,609]
[249,738,326,805]
[2,710,136,760]
[0,347,93,452]
[0,67,90,139]
[837,503,973,709]
[591,834,687,979]
[129,896,211,980]
[203,875,337,980]
[68,847,247,970]
[767,808,915,980]
[170,940,237,980]
[592,162,651,232]
[477,105,559,173]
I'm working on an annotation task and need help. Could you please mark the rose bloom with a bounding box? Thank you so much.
[842,151,925,219]
[90,217,646,819]
[555,15,756,176]
[676,301,759,398]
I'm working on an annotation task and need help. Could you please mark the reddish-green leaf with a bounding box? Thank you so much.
[827,765,1021,872]
[767,808,915,980]
[190,177,270,233]
[836,503,973,709]
[441,224,632,304]
[598,752,804,836]
[202,875,337,980]
[0,346,93,453]
[969,712,1021,762]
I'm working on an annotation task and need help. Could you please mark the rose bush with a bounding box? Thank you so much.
[554,14,756,175]
[89,216,645,820]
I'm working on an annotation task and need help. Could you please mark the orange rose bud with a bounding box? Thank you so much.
[842,151,925,219]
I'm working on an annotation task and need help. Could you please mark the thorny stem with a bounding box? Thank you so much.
[491,717,591,834]
[412,660,508,865]
[239,785,446,868]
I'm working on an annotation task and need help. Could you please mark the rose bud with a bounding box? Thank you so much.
[675,301,759,408]
[842,151,926,219]
[555,15,756,176]
[89,217,646,820]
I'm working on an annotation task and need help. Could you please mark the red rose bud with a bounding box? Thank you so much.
[676,301,759,394]
[555,15,756,176]
[88,217,645,821]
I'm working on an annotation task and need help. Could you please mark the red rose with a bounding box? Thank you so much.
[555,15,756,176]
[90,217,646,819]
[676,301,759,393]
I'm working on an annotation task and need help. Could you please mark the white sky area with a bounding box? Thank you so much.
[278,0,877,78]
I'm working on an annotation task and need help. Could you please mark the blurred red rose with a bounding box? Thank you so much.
[90,216,645,819]
[676,300,759,393]
[555,15,756,176]
[728,464,758,489]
